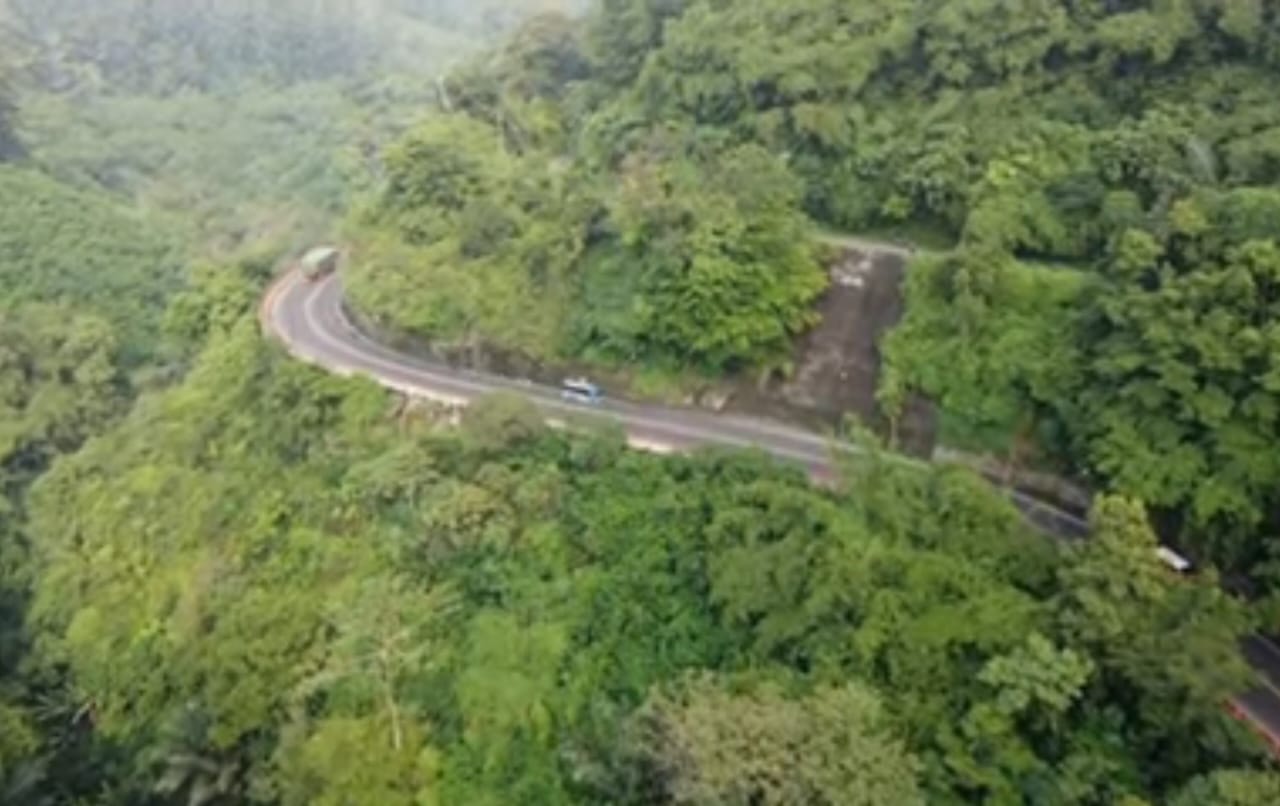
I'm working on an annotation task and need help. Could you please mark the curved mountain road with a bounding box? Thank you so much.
[263,265,1280,755]
[264,269,1086,537]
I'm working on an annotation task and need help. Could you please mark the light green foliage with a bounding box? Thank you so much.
[7,0,561,255]
[162,255,269,355]
[8,0,479,92]
[980,634,1093,718]
[0,700,38,785]
[0,167,182,361]
[459,393,548,454]
[19,83,432,249]
[270,717,440,806]
[0,304,126,491]
[627,675,924,806]
[1170,769,1280,806]
[453,612,567,766]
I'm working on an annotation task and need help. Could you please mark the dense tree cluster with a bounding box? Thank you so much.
[347,3,830,371]
[849,4,1280,577]
[349,115,824,368]
[0,303,132,803]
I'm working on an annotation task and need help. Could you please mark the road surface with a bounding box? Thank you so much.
[263,267,1280,753]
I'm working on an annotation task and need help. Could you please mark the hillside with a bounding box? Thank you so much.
[346,0,1280,587]
[2,0,569,251]
[2,2,1280,803]
[16,311,1274,804]
[0,166,183,361]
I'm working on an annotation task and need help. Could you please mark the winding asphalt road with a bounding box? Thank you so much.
[265,269,1087,535]
[263,265,1280,754]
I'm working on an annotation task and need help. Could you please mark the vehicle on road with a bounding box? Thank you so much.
[1157,545,1193,573]
[561,378,603,405]
[299,246,340,281]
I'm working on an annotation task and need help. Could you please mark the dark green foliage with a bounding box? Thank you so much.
[1074,194,1280,565]
[0,303,133,802]
[0,305,127,493]
[881,248,1085,454]
[347,112,589,358]
[587,140,824,368]
[0,75,19,160]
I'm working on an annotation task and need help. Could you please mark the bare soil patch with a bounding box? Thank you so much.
[723,245,936,456]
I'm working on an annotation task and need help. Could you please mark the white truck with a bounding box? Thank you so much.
[299,246,340,281]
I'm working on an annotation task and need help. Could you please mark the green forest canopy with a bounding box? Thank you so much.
[1,1,1280,803]
[346,0,1280,585]
[0,166,182,362]
[2,0,569,250]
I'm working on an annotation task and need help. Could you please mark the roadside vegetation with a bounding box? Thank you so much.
[1,1,1280,803]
